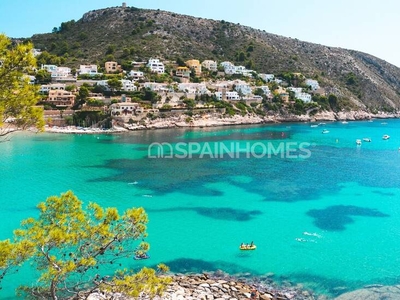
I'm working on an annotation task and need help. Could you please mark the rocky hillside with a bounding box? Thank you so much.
[29,5,400,111]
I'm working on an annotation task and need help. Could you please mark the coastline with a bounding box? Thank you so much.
[43,110,400,134]
[87,271,400,300]
[87,271,318,300]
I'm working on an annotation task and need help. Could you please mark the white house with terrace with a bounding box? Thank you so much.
[220,61,235,74]
[215,91,240,101]
[120,80,137,92]
[235,83,252,95]
[39,83,66,93]
[177,83,210,95]
[288,87,312,103]
[146,58,165,74]
[128,70,144,82]
[50,67,72,80]
[142,82,172,92]
[79,65,100,76]
[257,86,272,97]
[305,79,320,91]
[201,60,218,72]
[259,73,275,82]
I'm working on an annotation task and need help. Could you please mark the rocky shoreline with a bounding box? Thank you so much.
[87,274,400,300]
[88,272,319,300]
[43,110,400,134]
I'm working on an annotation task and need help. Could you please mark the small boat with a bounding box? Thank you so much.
[356,139,362,145]
[310,125,319,128]
[341,121,349,124]
[321,129,329,134]
[382,134,390,140]
[134,253,150,260]
[239,243,256,250]
[363,138,372,142]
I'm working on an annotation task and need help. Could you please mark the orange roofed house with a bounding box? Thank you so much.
[46,90,76,108]
[185,59,202,76]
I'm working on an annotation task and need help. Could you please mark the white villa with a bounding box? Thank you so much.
[51,67,71,79]
[41,64,58,73]
[147,58,165,74]
[259,74,275,82]
[39,83,66,93]
[305,79,320,91]
[128,70,144,82]
[235,83,252,95]
[257,85,272,97]
[288,87,312,103]
[215,91,240,101]
[201,60,218,72]
[40,65,73,80]
[120,79,137,92]
[178,83,210,94]
[143,82,172,92]
[79,65,100,76]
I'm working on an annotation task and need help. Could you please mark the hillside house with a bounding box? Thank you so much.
[215,91,240,101]
[128,70,144,82]
[105,61,121,73]
[147,58,165,74]
[201,60,218,72]
[185,59,202,76]
[45,90,75,108]
[79,65,100,76]
[305,79,320,91]
[175,66,191,79]
[39,83,66,94]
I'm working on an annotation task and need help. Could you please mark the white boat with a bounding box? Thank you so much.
[363,138,371,142]
[356,139,362,145]
[310,124,319,128]
[382,134,390,140]
[341,121,349,124]
[321,129,329,134]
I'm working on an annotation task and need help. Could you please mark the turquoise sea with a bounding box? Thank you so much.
[1,119,400,299]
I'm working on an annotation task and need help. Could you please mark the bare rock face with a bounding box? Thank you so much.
[334,285,400,300]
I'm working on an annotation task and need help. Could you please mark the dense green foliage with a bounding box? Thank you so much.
[0,34,44,136]
[0,191,171,299]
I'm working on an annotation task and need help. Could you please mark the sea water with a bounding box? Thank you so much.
[1,119,400,298]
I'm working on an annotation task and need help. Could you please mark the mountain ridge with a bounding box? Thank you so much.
[29,5,400,111]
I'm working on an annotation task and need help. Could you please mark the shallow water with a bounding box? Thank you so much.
[1,120,400,298]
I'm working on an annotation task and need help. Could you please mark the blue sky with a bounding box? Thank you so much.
[1,0,399,67]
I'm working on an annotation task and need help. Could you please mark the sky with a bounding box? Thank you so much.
[1,0,399,67]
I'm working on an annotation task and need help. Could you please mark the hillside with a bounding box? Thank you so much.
[29,5,400,111]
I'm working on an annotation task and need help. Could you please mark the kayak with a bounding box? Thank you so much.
[239,244,256,250]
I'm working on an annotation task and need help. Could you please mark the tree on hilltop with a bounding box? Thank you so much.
[0,34,44,137]
[0,191,171,299]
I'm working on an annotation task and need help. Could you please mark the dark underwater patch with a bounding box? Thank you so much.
[306,205,389,231]
[147,207,262,221]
